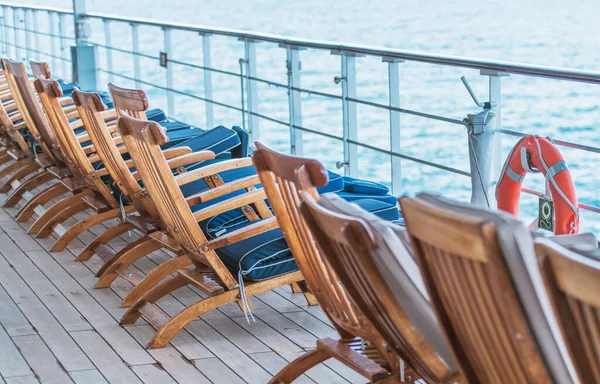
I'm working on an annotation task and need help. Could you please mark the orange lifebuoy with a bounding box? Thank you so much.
[496,135,579,235]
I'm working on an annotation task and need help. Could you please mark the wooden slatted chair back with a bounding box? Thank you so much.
[107,82,149,119]
[298,194,457,383]
[34,78,118,208]
[1,58,60,163]
[536,239,600,384]
[72,88,159,219]
[117,114,236,285]
[0,86,33,158]
[252,142,376,341]
[400,196,552,383]
[29,60,52,80]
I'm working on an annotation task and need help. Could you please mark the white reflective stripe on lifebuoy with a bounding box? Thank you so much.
[545,161,568,181]
[506,166,525,183]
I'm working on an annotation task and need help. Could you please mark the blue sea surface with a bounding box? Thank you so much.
[29,0,600,232]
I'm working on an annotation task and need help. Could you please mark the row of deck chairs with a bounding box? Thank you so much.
[0,56,598,383]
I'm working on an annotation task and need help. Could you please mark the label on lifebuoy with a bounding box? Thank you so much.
[538,197,554,232]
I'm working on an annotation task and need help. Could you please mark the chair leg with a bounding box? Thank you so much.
[27,190,90,234]
[120,275,189,326]
[94,235,164,288]
[291,281,319,306]
[269,348,330,384]
[35,200,89,238]
[76,221,135,262]
[124,270,304,348]
[120,254,192,307]
[50,206,135,252]
[0,158,32,187]
[15,183,69,222]
[0,161,42,194]
[4,170,56,208]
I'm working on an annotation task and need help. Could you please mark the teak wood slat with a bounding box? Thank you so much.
[536,239,600,384]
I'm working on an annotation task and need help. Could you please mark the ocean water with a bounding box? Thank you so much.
[22,0,600,232]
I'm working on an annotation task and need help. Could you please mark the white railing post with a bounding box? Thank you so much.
[103,20,113,82]
[385,57,404,195]
[13,8,20,60]
[32,10,40,59]
[24,9,32,59]
[71,0,97,89]
[49,12,59,76]
[244,39,259,143]
[286,46,303,156]
[1,6,8,57]
[482,70,509,204]
[339,52,359,177]
[201,33,214,129]
[58,13,68,80]
[163,27,175,117]
[131,23,141,89]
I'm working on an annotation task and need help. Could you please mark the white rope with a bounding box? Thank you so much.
[532,137,579,233]
[237,270,256,324]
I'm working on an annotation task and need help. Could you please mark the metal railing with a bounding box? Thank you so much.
[2,2,600,226]
[0,3,74,81]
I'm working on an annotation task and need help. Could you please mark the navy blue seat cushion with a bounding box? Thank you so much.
[318,171,344,194]
[342,176,389,195]
[199,197,399,281]
[230,126,249,158]
[336,191,397,206]
[180,126,241,171]
[146,109,167,123]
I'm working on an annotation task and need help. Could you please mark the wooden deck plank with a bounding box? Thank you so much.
[184,320,272,384]
[69,330,142,384]
[12,334,73,384]
[0,285,36,337]
[0,234,92,332]
[130,364,177,384]
[70,369,108,384]
[24,250,155,366]
[0,255,94,372]
[126,325,212,384]
[0,328,33,378]
[192,358,245,384]
[4,375,39,384]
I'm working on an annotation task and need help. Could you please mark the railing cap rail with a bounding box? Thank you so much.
[0,2,73,15]
[3,3,600,84]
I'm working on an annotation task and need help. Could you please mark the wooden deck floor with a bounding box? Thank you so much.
[0,192,365,383]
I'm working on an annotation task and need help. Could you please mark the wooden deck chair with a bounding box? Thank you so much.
[116,114,304,348]
[75,85,266,307]
[252,142,454,383]
[0,65,52,197]
[535,239,600,383]
[28,77,146,251]
[1,59,117,211]
[399,193,580,384]
[71,88,217,306]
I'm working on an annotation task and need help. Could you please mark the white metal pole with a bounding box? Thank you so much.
[164,27,175,117]
[385,57,403,195]
[201,33,214,129]
[244,39,259,143]
[341,53,358,177]
[287,46,303,156]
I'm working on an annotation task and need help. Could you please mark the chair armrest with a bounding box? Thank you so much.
[162,146,193,160]
[166,150,215,170]
[185,174,259,207]
[59,96,74,106]
[175,157,254,187]
[193,188,266,222]
[201,216,279,251]
[87,143,129,163]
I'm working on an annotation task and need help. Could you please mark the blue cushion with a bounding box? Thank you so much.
[161,121,192,131]
[200,197,399,281]
[230,126,249,158]
[146,109,167,123]
[336,191,398,206]
[180,126,241,170]
[317,171,344,194]
[342,176,389,195]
